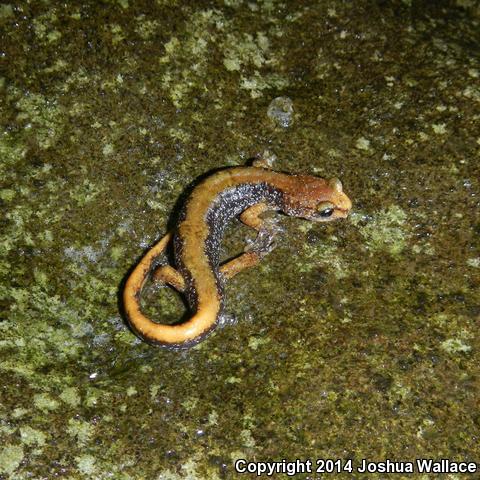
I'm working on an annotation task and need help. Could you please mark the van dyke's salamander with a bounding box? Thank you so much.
[123,159,352,349]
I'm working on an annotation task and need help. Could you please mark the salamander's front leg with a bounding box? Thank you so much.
[241,202,283,257]
[152,265,186,292]
[240,202,269,231]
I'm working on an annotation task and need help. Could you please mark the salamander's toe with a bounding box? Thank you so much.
[246,224,281,256]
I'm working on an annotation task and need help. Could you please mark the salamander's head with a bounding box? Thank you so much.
[283,176,352,222]
[312,177,352,222]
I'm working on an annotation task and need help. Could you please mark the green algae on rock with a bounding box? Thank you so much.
[1,0,479,478]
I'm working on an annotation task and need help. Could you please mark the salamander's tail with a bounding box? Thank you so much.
[123,232,172,343]
[123,232,220,348]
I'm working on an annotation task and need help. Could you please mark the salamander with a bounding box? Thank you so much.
[123,159,352,349]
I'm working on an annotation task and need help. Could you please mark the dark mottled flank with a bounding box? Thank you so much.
[1,1,479,479]
[203,182,282,265]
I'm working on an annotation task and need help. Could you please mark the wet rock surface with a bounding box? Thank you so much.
[1,1,479,478]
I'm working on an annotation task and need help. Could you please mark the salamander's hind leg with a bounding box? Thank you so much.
[152,265,185,292]
[220,251,261,280]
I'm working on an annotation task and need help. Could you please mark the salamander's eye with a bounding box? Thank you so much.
[317,201,335,218]
[320,208,334,218]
